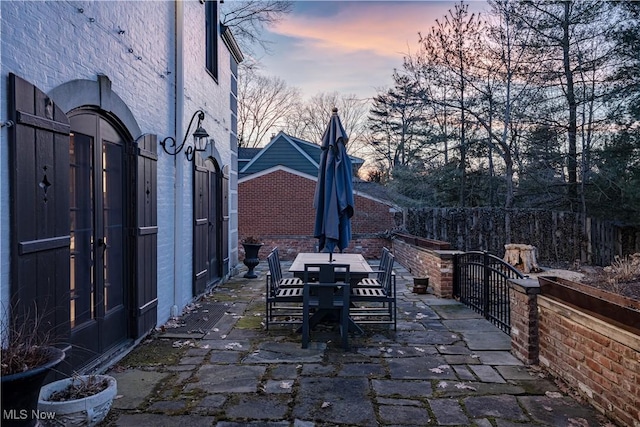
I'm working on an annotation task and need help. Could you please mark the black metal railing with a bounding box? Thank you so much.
[453,251,525,334]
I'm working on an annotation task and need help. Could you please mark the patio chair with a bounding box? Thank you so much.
[350,251,397,330]
[356,247,392,288]
[265,250,304,330]
[267,247,304,288]
[301,263,351,350]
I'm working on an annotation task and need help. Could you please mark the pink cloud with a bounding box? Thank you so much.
[271,2,457,58]
[261,1,487,99]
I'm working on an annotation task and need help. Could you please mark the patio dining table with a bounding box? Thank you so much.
[289,253,374,286]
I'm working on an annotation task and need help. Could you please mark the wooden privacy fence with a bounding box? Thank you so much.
[405,207,639,266]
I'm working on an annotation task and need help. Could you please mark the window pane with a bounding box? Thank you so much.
[102,140,124,312]
[70,133,95,328]
[206,0,218,80]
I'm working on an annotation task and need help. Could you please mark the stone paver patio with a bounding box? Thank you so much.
[101,260,610,426]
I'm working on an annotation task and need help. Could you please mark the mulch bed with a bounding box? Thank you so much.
[547,253,640,302]
[577,266,640,301]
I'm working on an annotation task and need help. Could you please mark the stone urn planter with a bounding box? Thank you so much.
[38,375,117,427]
[538,276,640,335]
[242,238,264,279]
[412,277,429,294]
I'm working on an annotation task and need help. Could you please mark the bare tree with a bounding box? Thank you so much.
[237,62,301,148]
[220,1,293,57]
[364,0,638,224]
[392,1,544,212]
[414,1,484,206]
[283,92,369,156]
[458,0,546,238]
[512,0,615,212]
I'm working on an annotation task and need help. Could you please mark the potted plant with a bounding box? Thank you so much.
[38,374,117,427]
[242,236,264,279]
[1,306,65,427]
[412,277,429,294]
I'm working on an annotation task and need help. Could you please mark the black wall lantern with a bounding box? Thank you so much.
[160,110,210,161]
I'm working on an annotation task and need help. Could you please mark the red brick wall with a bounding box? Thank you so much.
[509,280,540,365]
[351,194,397,234]
[239,170,317,237]
[241,237,390,261]
[391,238,459,298]
[536,296,640,426]
[238,170,398,252]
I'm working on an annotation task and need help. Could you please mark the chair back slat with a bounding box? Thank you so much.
[316,284,336,307]
[377,247,390,282]
[382,253,395,295]
[267,251,280,294]
[271,247,283,284]
[303,263,350,285]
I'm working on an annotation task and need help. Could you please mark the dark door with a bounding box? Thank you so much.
[10,74,155,373]
[194,156,223,294]
[68,113,129,367]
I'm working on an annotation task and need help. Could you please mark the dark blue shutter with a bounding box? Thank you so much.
[9,73,71,345]
[193,155,209,295]
[134,134,158,337]
[222,174,229,276]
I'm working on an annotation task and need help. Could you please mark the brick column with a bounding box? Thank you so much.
[508,278,540,365]
[432,251,457,298]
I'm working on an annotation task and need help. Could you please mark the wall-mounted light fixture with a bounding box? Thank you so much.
[160,110,210,161]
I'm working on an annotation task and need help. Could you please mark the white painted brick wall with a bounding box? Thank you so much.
[0,0,237,329]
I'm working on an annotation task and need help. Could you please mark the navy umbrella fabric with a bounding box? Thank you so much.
[313,108,354,253]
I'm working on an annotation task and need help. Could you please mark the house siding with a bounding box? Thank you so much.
[1,1,238,338]
[242,136,318,177]
[297,141,322,161]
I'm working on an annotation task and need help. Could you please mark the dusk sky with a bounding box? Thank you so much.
[258,1,488,101]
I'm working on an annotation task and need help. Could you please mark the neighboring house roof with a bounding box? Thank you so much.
[239,131,399,207]
[353,180,394,203]
[238,147,262,172]
[239,131,364,178]
[352,179,417,209]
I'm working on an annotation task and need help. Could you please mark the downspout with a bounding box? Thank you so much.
[171,0,185,318]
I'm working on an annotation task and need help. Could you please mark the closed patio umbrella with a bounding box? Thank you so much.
[313,107,354,253]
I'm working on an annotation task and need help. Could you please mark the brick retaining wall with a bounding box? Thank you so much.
[538,297,640,426]
[509,279,640,426]
[391,238,460,298]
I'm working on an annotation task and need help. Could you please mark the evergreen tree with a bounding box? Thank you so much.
[367,70,432,181]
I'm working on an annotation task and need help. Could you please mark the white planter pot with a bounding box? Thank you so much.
[38,375,117,427]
